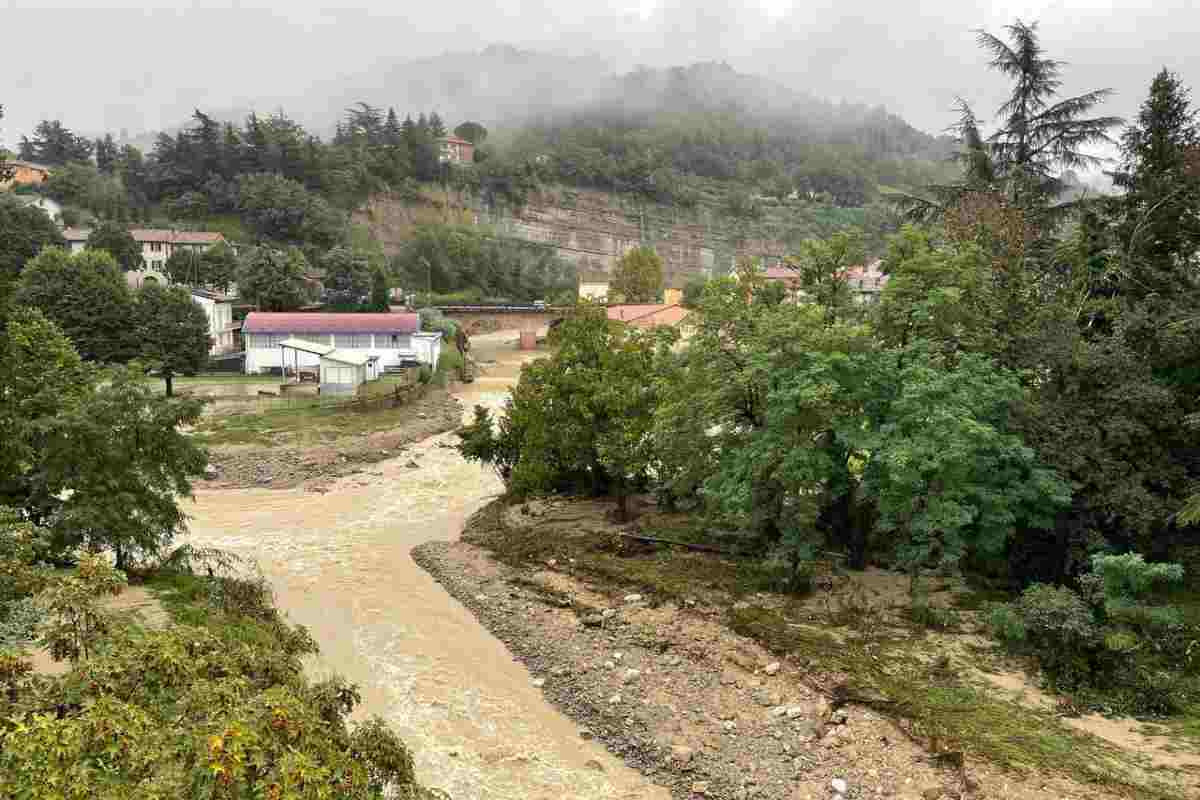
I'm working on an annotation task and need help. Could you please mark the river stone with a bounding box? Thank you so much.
[763,662,781,676]
[623,593,644,603]
[670,745,695,767]
[831,777,848,794]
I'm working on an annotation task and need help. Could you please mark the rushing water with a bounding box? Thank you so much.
[183,335,669,800]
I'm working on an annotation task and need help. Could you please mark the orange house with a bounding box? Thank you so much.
[1,160,50,188]
[439,135,475,165]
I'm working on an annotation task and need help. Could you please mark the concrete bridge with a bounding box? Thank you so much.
[433,305,570,335]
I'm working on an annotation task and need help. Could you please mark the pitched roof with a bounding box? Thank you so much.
[8,160,51,172]
[243,312,420,335]
[441,135,473,146]
[60,227,226,245]
[762,266,800,282]
[606,304,691,328]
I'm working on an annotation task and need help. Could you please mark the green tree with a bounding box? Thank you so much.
[237,173,346,250]
[19,119,94,165]
[1110,69,1200,302]
[320,246,372,307]
[135,282,211,397]
[454,121,488,144]
[0,194,64,312]
[681,274,708,308]
[94,133,117,174]
[370,266,391,312]
[974,20,1122,210]
[162,247,204,286]
[201,240,240,294]
[610,246,664,303]
[788,229,866,322]
[15,248,137,362]
[86,221,142,271]
[0,106,12,185]
[850,347,1071,587]
[0,308,206,567]
[238,246,313,311]
[458,305,675,516]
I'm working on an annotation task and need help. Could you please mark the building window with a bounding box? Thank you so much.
[335,333,371,348]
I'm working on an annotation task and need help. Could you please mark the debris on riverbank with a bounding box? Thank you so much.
[200,390,462,489]
[414,499,1188,800]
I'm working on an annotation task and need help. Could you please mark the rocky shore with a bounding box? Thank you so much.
[414,524,972,800]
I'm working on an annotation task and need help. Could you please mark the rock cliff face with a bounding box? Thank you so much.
[355,187,789,288]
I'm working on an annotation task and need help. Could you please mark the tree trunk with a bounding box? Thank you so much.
[164,373,173,397]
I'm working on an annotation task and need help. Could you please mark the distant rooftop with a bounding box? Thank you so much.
[61,227,226,244]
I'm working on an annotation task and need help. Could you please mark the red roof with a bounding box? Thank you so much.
[242,312,420,335]
[60,227,226,245]
[441,135,473,146]
[762,266,800,282]
[606,304,690,329]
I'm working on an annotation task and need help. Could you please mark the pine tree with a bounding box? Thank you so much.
[975,20,1122,209]
[95,134,117,174]
[428,112,447,139]
[1112,68,1200,300]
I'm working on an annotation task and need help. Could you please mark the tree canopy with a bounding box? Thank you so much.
[86,222,143,272]
[15,248,137,363]
[0,194,64,312]
[135,282,212,396]
[609,246,664,303]
[238,246,314,311]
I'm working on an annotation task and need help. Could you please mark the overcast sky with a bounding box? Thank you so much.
[2,0,1196,150]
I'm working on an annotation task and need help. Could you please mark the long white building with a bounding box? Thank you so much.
[241,312,441,374]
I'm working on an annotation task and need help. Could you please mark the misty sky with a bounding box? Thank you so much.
[2,0,1196,151]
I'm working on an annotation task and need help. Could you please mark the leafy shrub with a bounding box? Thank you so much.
[989,554,1197,715]
[986,602,1026,642]
[910,601,961,631]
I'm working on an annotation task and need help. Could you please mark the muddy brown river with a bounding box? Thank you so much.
[183,335,669,800]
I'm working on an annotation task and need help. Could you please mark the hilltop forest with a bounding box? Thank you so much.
[1,60,960,304]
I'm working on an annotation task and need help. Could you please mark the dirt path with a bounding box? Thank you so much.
[182,332,671,800]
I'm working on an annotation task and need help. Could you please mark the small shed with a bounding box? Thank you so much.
[319,349,381,395]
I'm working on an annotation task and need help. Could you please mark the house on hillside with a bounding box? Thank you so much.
[748,259,889,305]
[241,312,442,375]
[1,160,50,189]
[62,228,231,288]
[190,289,239,355]
[439,135,475,165]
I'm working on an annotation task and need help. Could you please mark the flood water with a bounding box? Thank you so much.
[183,333,669,800]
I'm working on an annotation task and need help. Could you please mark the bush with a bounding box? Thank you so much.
[989,554,1198,715]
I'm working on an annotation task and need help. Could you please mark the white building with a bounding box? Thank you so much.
[319,349,383,395]
[190,289,238,355]
[62,228,230,288]
[242,312,442,375]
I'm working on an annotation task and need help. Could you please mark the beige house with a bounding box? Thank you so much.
[62,228,230,288]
